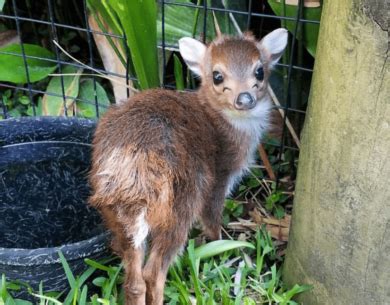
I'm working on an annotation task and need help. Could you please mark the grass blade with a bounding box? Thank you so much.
[79,285,88,305]
[283,284,312,303]
[1,274,7,302]
[72,279,78,305]
[38,282,44,305]
[84,259,111,272]
[195,240,255,260]
[30,294,62,305]
[103,264,123,300]
[187,240,203,305]
[57,251,76,290]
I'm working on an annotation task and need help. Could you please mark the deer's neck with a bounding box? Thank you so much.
[197,91,272,195]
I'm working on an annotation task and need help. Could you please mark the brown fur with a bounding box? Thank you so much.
[201,35,270,114]
[90,89,245,305]
[89,32,285,305]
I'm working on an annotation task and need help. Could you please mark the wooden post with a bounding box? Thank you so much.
[283,0,389,304]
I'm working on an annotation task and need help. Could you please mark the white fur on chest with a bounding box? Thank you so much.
[223,99,272,196]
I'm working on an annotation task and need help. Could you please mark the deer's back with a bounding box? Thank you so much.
[89,89,222,224]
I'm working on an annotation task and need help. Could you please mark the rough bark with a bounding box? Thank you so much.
[283,0,389,304]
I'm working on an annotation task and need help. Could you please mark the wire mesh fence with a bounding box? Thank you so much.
[0,0,321,182]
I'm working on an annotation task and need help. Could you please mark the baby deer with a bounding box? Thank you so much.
[89,28,288,305]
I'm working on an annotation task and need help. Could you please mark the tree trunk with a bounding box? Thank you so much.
[283,0,389,304]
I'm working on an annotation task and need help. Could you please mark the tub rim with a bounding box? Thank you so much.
[0,231,110,266]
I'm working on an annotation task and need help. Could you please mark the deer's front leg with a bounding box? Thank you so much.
[200,184,227,240]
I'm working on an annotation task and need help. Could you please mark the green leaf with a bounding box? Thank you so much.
[2,283,19,292]
[77,79,110,118]
[0,44,56,84]
[87,0,121,36]
[42,65,83,116]
[272,292,285,303]
[109,0,159,89]
[224,199,238,210]
[274,205,285,219]
[267,264,278,295]
[92,277,107,288]
[242,297,256,305]
[157,0,247,46]
[247,178,261,188]
[232,204,244,217]
[251,168,264,178]
[91,295,99,305]
[267,0,321,57]
[7,108,22,118]
[96,298,110,305]
[266,192,281,208]
[18,96,30,105]
[283,284,312,302]
[0,0,5,13]
[238,185,247,192]
[86,0,127,68]
[173,54,184,90]
[26,97,43,116]
[14,300,33,305]
[194,240,255,260]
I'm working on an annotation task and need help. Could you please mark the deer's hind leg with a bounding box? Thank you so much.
[122,246,146,305]
[143,208,191,305]
[101,205,148,305]
[99,206,129,255]
[143,228,189,305]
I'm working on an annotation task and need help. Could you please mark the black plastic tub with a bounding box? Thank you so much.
[0,117,110,297]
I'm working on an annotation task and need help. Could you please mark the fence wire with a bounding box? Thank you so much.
[0,0,320,181]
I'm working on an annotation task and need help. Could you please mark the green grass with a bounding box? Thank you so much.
[0,229,310,305]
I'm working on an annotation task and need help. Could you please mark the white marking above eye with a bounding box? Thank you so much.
[213,64,237,81]
[252,60,263,71]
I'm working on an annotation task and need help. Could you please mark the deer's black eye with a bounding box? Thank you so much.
[255,67,264,81]
[212,71,224,85]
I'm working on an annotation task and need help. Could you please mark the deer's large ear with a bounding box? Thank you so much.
[179,37,206,77]
[258,28,288,68]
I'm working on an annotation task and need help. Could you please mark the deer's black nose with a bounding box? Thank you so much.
[234,92,256,110]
